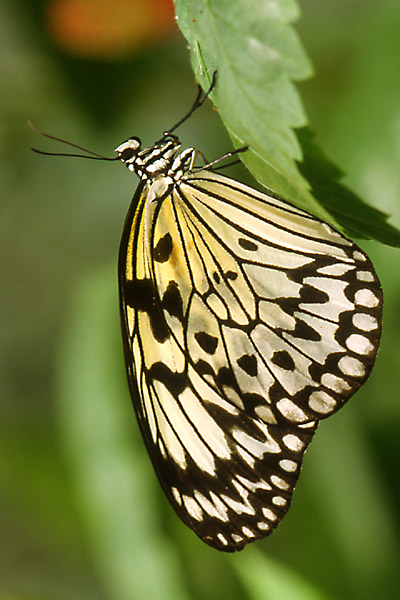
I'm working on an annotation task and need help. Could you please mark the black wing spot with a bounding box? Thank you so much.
[162,281,184,321]
[239,238,258,251]
[195,331,219,354]
[216,366,237,388]
[237,354,258,377]
[291,319,322,341]
[154,233,173,263]
[124,278,169,343]
[213,272,221,284]
[196,359,215,379]
[299,284,329,305]
[224,270,238,281]
[271,350,295,371]
[148,362,187,396]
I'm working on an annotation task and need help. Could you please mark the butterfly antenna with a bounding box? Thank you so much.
[28,121,117,161]
[163,71,218,137]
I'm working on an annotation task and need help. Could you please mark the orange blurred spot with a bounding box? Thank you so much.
[46,0,177,58]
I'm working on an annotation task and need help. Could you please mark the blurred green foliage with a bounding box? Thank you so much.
[1,1,400,599]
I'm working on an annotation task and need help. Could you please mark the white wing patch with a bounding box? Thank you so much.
[119,169,382,552]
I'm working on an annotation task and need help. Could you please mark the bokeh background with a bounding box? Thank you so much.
[1,1,400,599]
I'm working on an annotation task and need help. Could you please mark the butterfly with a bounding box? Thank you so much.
[115,75,382,551]
[31,74,382,552]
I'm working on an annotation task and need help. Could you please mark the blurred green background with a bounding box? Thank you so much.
[1,1,400,599]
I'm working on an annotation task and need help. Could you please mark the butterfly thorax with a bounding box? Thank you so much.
[115,136,197,184]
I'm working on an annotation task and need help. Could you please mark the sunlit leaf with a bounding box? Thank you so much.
[174,0,400,245]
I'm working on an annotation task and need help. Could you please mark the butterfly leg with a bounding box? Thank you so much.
[192,145,249,172]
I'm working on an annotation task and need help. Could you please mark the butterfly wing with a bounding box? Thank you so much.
[118,171,382,551]
[179,171,382,412]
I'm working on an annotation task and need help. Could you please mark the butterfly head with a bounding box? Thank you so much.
[115,134,183,179]
[115,137,142,171]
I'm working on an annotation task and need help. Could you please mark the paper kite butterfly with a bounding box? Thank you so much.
[32,74,383,552]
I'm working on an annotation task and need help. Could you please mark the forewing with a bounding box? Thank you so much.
[179,171,382,421]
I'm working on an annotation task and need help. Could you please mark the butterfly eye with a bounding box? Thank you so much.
[115,137,141,162]
[119,147,137,162]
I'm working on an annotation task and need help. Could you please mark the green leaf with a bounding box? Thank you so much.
[174,0,400,245]
[174,0,325,217]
